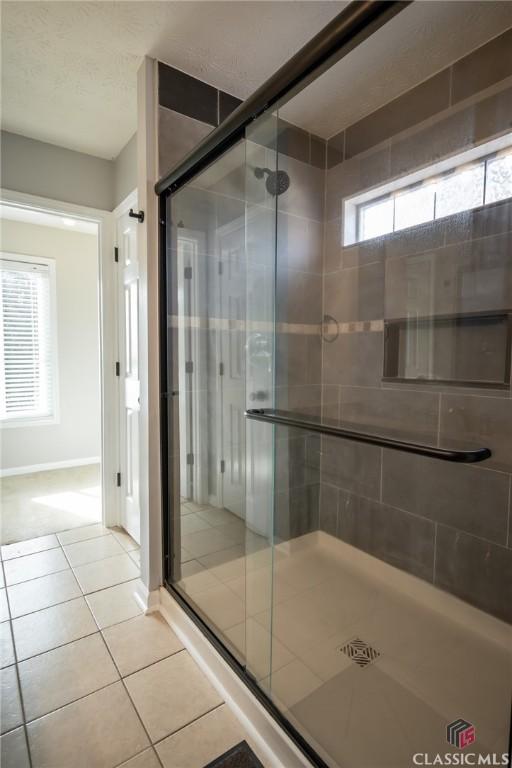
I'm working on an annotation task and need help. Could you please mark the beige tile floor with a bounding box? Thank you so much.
[0,523,263,768]
[1,465,102,544]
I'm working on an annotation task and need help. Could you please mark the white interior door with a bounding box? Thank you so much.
[216,219,247,520]
[117,206,140,543]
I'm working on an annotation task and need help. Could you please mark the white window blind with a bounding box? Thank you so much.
[0,256,56,424]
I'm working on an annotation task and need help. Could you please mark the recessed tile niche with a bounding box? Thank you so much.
[383,312,512,388]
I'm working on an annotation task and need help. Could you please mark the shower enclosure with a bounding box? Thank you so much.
[158,3,512,765]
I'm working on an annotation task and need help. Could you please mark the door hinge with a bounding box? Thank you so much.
[185,361,193,374]
[114,246,119,263]
[184,266,192,280]
[186,453,194,466]
[116,472,121,487]
[218,261,223,275]
[115,361,120,377]
[219,362,224,376]
[220,459,225,473]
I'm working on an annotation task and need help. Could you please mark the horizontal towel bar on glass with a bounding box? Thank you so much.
[245,409,491,463]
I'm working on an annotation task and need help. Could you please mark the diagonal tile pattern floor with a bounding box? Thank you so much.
[0,524,264,768]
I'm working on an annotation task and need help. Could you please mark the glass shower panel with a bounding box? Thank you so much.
[166,140,250,666]
[165,117,279,685]
[263,4,512,767]
[163,4,512,767]
[243,110,279,686]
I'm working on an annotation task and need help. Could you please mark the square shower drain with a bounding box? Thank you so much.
[338,637,380,668]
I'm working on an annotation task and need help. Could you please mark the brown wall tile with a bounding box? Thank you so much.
[319,483,339,536]
[382,450,509,544]
[452,29,512,104]
[325,143,391,221]
[390,85,512,178]
[434,525,512,623]
[324,262,384,324]
[337,491,435,581]
[345,70,450,160]
[340,386,439,443]
[158,106,212,177]
[322,332,383,388]
[385,233,512,320]
[320,436,381,501]
[440,395,512,473]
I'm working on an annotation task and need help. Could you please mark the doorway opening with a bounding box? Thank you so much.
[0,200,103,544]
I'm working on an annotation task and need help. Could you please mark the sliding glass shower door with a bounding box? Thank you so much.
[163,113,279,684]
[161,4,512,766]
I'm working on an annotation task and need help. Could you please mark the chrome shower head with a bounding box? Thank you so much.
[254,167,290,196]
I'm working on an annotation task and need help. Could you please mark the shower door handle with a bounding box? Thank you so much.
[245,408,491,463]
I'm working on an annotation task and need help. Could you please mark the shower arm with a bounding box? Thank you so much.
[245,408,491,464]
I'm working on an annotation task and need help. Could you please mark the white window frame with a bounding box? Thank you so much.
[0,251,59,428]
[343,132,512,246]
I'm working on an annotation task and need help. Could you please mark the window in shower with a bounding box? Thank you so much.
[344,135,512,245]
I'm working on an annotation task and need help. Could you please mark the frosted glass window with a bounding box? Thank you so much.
[395,184,435,231]
[435,164,485,219]
[347,133,512,245]
[359,197,394,240]
[485,151,512,204]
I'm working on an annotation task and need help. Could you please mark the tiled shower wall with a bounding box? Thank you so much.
[318,28,512,624]
[157,34,512,623]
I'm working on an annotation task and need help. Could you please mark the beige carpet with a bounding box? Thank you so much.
[1,464,102,544]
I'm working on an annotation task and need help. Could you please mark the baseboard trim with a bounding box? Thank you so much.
[0,457,101,478]
[134,582,160,614]
[159,587,312,768]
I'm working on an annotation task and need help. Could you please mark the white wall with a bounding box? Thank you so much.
[0,219,101,472]
[1,131,115,211]
[1,131,137,212]
[114,133,137,208]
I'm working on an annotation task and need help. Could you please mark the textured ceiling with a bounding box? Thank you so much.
[2,1,512,160]
[0,1,343,159]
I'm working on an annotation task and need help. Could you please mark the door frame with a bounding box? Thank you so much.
[113,189,141,540]
[0,187,119,527]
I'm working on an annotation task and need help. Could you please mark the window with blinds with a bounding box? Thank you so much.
[0,254,57,425]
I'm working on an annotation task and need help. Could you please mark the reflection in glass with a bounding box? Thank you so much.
[434,163,485,218]
[395,183,435,231]
[485,149,512,204]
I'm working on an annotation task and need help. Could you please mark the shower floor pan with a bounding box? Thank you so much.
[177,524,511,768]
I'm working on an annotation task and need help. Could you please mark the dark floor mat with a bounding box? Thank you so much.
[204,740,264,768]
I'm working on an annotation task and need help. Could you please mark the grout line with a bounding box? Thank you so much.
[506,476,511,549]
[151,701,226,748]
[22,673,121,727]
[2,558,34,768]
[97,629,158,758]
[1,543,62,562]
[379,447,384,502]
[5,564,71,590]
[9,575,141,622]
[437,393,442,447]
[13,625,99,665]
[432,523,438,584]
[113,746,164,768]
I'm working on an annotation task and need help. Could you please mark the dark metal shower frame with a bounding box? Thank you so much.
[153,3,497,767]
